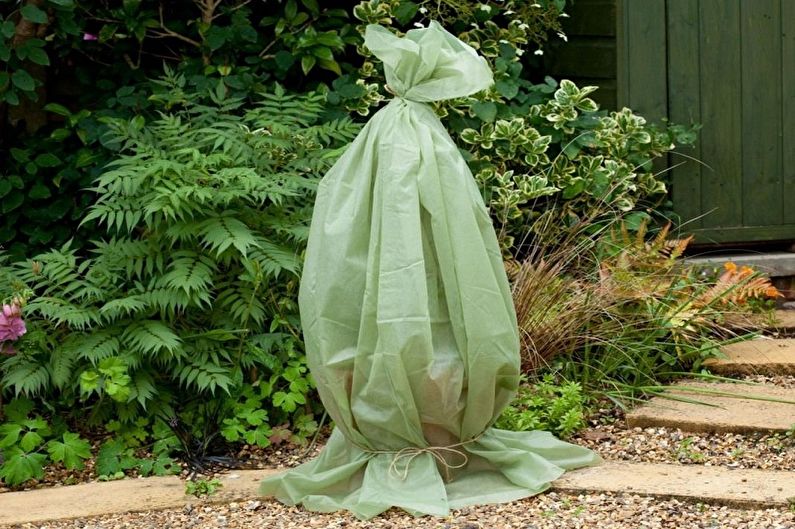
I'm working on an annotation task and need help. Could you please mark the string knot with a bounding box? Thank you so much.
[389,444,469,482]
[356,435,483,482]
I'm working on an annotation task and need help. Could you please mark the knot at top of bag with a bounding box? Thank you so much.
[364,22,493,103]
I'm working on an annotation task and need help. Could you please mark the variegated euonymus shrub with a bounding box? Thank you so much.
[459,79,698,252]
[0,75,359,446]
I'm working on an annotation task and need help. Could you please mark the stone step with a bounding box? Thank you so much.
[625,381,795,434]
[553,461,795,509]
[773,309,795,330]
[685,252,795,277]
[0,468,278,526]
[705,338,795,375]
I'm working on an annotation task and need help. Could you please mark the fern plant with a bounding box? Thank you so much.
[0,74,359,447]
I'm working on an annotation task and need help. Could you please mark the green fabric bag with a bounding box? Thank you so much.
[260,22,600,520]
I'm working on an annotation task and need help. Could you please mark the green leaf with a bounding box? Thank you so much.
[495,79,519,99]
[11,70,36,92]
[1,20,15,39]
[317,58,341,75]
[300,0,319,13]
[0,423,23,449]
[562,178,586,199]
[311,46,334,61]
[301,55,316,74]
[44,103,72,118]
[623,211,652,231]
[0,448,46,486]
[0,179,12,199]
[3,192,24,213]
[205,26,227,51]
[34,152,61,168]
[243,425,272,447]
[21,4,48,24]
[394,1,419,25]
[471,101,497,123]
[285,0,298,20]
[28,184,52,200]
[96,440,137,476]
[19,430,45,452]
[4,399,34,422]
[47,433,92,470]
[274,50,294,70]
[4,89,19,106]
[26,47,49,66]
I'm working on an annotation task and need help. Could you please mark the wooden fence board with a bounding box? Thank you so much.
[740,0,783,227]
[667,0,703,229]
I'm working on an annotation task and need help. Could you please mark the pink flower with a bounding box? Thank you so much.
[0,304,26,342]
[83,33,98,41]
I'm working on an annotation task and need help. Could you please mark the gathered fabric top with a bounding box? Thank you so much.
[364,22,493,103]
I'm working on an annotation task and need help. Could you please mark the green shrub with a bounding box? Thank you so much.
[461,83,698,251]
[0,77,358,457]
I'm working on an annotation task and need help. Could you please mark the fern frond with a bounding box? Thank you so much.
[198,215,258,257]
[1,356,50,396]
[27,297,100,330]
[162,251,216,298]
[175,362,233,395]
[122,320,183,359]
[76,331,121,364]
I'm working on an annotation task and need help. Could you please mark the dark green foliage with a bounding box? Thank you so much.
[0,78,358,475]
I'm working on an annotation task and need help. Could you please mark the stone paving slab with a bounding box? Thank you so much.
[553,461,795,509]
[705,338,795,375]
[0,469,278,526]
[685,253,795,277]
[773,309,795,329]
[625,381,795,433]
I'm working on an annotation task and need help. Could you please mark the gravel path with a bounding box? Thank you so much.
[574,424,795,470]
[8,493,795,529]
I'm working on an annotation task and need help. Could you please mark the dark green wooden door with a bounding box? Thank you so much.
[619,0,795,244]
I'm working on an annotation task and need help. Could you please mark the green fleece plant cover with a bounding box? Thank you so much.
[260,22,600,519]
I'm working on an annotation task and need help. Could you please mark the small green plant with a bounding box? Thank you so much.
[0,398,91,486]
[185,477,223,497]
[95,438,179,480]
[495,375,586,438]
[675,437,705,463]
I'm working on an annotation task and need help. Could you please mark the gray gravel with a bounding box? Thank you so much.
[574,424,795,470]
[9,493,795,529]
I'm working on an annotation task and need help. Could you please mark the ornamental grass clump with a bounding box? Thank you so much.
[510,218,780,402]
